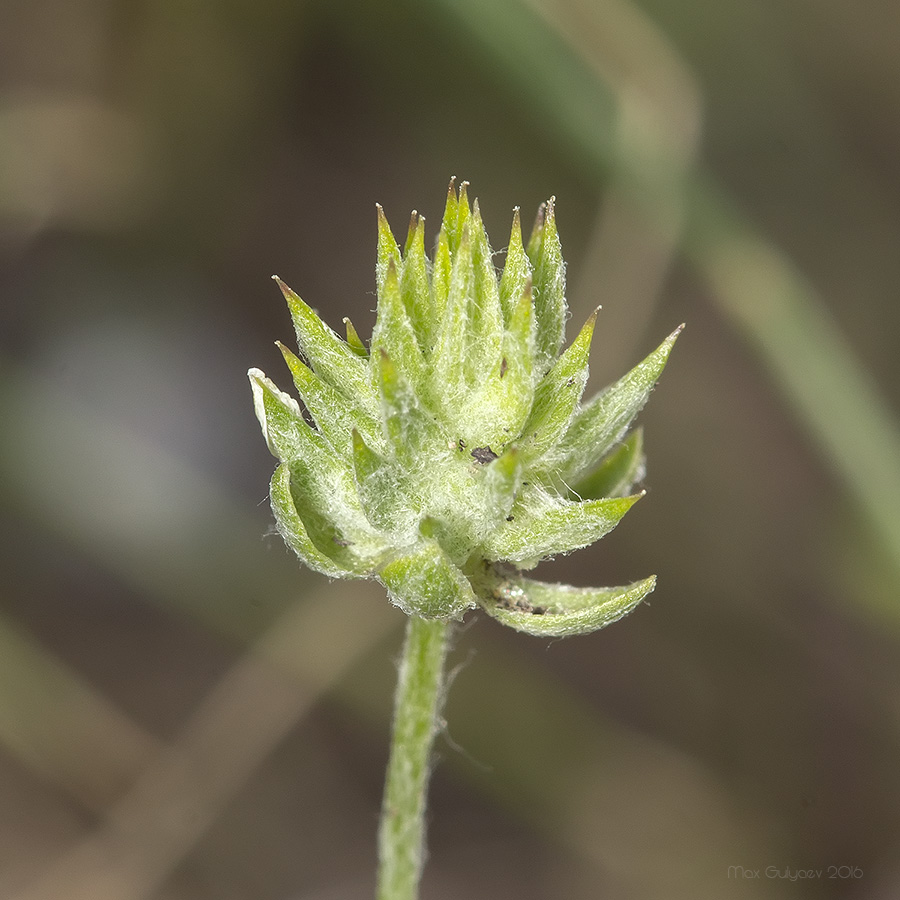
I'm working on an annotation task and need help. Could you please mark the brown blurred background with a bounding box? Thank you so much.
[2,1,900,898]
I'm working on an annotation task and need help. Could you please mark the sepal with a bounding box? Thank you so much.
[517,308,597,463]
[526,198,566,377]
[375,350,440,460]
[482,486,643,566]
[499,208,531,322]
[371,258,423,387]
[441,177,471,255]
[270,463,366,578]
[474,567,656,637]
[276,343,380,452]
[250,371,390,571]
[482,446,522,522]
[468,200,504,375]
[401,212,433,351]
[457,284,535,448]
[351,427,417,538]
[377,535,478,619]
[343,317,368,357]
[249,368,322,462]
[570,428,645,500]
[274,277,378,414]
[376,204,401,295]
[541,325,682,485]
[431,226,452,325]
[431,223,478,409]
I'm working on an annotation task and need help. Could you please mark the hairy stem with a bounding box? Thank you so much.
[376,615,451,900]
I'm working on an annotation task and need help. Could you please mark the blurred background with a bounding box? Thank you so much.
[2,0,900,898]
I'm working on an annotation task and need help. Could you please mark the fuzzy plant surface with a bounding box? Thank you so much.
[249,179,680,635]
[250,180,680,900]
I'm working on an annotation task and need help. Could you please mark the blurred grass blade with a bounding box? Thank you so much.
[689,190,900,585]
[435,0,900,592]
[0,613,160,811]
[8,584,396,900]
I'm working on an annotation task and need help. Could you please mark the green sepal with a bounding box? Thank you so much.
[526,198,566,377]
[475,569,656,637]
[570,428,645,500]
[441,178,472,255]
[270,449,389,576]
[431,222,475,407]
[543,325,682,485]
[375,350,440,460]
[249,367,324,462]
[490,282,536,436]
[483,487,643,566]
[499,208,531,323]
[371,258,423,387]
[269,462,358,578]
[376,204,402,296]
[456,181,471,237]
[343,317,368,357]
[431,226,451,326]
[277,342,381,452]
[250,373,389,573]
[440,178,459,252]
[518,308,598,463]
[289,458,389,575]
[351,426,384,485]
[377,536,478,619]
[351,428,417,536]
[526,200,545,259]
[274,277,377,414]
[482,446,522,523]
[468,200,504,375]
[459,289,535,449]
[401,212,433,351]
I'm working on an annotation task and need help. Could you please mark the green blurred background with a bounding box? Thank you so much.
[2,1,900,898]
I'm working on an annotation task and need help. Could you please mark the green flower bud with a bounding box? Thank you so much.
[250,179,680,633]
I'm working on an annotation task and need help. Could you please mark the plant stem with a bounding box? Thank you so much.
[376,614,451,900]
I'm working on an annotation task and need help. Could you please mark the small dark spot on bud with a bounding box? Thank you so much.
[531,606,546,615]
[566,377,575,386]
[506,515,515,522]
[457,438,467,451]
[332,535,350,547]
[471,446,499,464]
[500,356,508,378]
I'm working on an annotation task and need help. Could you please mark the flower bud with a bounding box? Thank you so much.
[250,179,680,633]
